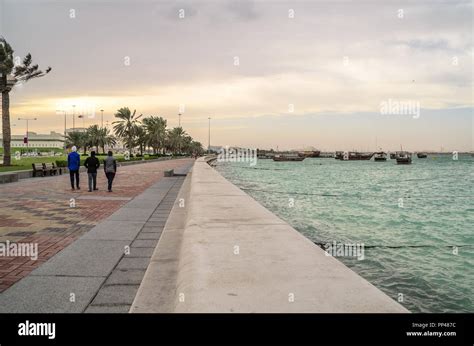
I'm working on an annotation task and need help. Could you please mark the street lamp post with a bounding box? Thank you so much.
[208,117,211,154]
[78,115,85,129]
[72,105,76,131]
[178,113,182,127]
[18,117,37,153]
[56,110,67,149]
[100,109,104,128]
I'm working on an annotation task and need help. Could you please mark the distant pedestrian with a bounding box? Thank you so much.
[103,151,117,192]
[67,146,81,190]
[84,151,100,192]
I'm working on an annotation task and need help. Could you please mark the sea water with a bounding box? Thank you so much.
[216,154,474,312]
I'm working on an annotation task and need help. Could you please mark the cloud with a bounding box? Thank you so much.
[225,0,260,21]
[2,0,473,150]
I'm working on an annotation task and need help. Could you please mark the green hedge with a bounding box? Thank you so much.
[55,159,85,167]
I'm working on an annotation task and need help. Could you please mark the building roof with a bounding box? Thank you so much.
[0,131,64,141]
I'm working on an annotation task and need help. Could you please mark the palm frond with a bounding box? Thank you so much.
[22,53,32,67]
[0,37,14,56]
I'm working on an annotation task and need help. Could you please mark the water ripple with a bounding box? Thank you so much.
[216,155,474,312]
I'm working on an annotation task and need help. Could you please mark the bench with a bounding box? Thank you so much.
[43,163,60,176]
[32,163,45,177]
[53,163,63,175]
[164,169,174,177]
[32,163,62,177]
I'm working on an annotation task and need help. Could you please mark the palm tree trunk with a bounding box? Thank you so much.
[1,88,12,166]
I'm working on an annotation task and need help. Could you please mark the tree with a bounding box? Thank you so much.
[0,37,51,166]
[65,131,86,151]
[189,141,204,156]
[99,127,116,154]
[166,127,187,154]
[83,125,117,154]
[181,135,193,154]
[81,132,91,155]
[87,125,101,153]
[142,116,167,154]
[133,125,147,156]
[113,107,142,152]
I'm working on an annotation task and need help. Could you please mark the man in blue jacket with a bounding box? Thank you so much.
[68,146,81,190]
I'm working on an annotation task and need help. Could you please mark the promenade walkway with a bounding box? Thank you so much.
[0,158,194,294]
[1,157,408,313]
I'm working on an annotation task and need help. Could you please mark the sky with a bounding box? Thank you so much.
[0,0,473,151]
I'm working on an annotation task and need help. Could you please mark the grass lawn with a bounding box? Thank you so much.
[0,156,66,173]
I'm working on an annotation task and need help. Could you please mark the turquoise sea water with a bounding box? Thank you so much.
[216,154,474,313]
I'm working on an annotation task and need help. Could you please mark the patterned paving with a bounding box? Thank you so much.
[0,158,194,292]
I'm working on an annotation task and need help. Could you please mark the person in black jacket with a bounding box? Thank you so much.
[84,151,100,192]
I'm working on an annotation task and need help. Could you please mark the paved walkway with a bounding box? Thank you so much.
[0,158,194,293]
[0,172,190,313]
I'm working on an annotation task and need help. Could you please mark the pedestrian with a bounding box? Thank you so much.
[67,146,81,190]
[103,150,117,192]
[84,151,100,192]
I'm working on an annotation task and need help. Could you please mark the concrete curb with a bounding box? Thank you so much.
[130,168,192,313]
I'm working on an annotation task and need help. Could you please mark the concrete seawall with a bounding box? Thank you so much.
[131,157,408,313]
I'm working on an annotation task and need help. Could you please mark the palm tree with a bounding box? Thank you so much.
[133,125,147,156]
[142,116,167,154]
[81,132,91,155]
[189,141,204,156]
[181,135,193,154]
[65,131,86,151]
[113,107,142,153]
[166,127,187,154]
[99,127,116,154]
[87,125,102,153]
[0,37,51,166]
[85,125,117,154]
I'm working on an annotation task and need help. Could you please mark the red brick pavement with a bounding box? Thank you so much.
[0,158,194,292]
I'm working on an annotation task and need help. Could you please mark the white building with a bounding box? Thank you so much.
[65,127,87,134]
[0,131,64,148]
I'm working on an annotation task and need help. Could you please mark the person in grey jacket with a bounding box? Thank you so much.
[103,151,117,192]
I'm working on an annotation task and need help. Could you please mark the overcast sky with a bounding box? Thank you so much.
[1,0,473,151]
